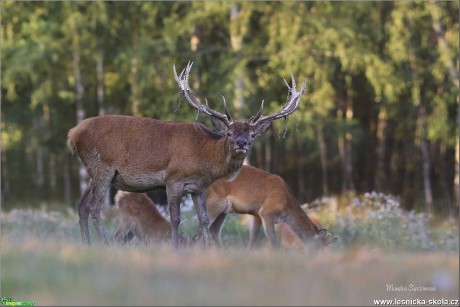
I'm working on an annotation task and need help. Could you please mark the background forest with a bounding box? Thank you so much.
[1,1,459,218]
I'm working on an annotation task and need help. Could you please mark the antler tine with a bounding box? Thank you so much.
[250,75,306,127]
[173,62,231,125]
[221,95,233,122]
[250,99,264,124]
[283,77,291,90]
[290,73,296,90]
[185,61,194,83]
[173,63,180,83]
[301,78,307,93]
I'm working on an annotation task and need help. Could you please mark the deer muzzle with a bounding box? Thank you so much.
[233,140,248,157]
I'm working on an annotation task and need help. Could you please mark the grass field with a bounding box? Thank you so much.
[1,195,459,306]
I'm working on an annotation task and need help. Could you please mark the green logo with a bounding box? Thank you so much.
[0,297,12,305]
[0,297,35,306]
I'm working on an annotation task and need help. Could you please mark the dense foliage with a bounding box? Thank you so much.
[1,1,458,216]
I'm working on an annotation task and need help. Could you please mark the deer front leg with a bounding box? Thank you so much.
[209,212,228,247]
[166,184,184,249]
[192,191,213,248]
[248,215,262,249]
[259,208,278,248]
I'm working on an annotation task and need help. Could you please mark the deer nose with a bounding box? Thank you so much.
[236,138,248,148]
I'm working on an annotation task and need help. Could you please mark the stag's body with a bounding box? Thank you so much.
[67,62,305,248]
[68,116,242,193]
[205,165,337,249]
[68,116,246,246]
[114,191,180,244]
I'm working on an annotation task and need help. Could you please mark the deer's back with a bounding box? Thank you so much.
[68,115,225,188]
[207,165,291,214]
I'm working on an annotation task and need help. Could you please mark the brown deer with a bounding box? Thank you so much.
[113,190,183,245]
[67,62,306,247]
[204,165,338,249]
[112,190,328,251]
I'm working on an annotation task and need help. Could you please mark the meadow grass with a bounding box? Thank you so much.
[1,195,459,306]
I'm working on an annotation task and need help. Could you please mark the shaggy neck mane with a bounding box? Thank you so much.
[207,137,245,182]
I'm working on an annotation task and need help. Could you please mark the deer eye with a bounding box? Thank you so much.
[226,131,232,137]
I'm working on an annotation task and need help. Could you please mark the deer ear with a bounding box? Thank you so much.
[253,121,271,137]
[211,116,229,133]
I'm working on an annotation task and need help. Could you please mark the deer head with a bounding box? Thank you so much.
[315,229,339,248]
[174,62,307,160]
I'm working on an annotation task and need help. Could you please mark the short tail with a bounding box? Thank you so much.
[66,127,78,154]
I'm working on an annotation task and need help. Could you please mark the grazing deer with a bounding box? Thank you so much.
[205,165,338,249]
[112,190,327,251]
[113,190,183,245]
[67,62,306,247]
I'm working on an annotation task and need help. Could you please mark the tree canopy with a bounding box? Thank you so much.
[1,1,458,216]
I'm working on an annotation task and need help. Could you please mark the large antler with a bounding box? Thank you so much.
[250,75,306,127]
[174,62,233,126]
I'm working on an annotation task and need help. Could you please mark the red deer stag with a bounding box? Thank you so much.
[205,165,338,249]
[67,62,306,247]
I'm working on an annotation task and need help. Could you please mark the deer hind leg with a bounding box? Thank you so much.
[87,169,114,245]
[259,208,278,248]
[192,191,213,248]
[209,211,228,247]
[77,186,92,245]
[247,215,262,249]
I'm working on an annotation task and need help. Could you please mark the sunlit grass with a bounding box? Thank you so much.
[1,195,459,306]
[2,235,458,306]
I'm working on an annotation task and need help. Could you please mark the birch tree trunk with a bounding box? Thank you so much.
[428,0,459,208]
[375,106,388,191]
[230,4,245,115]
[296,135,306,198]
[317,122,329,195]
[1,150,10,202]
[411,52,433,214]
[97,49,111,205]
[73,34,88,196]
[337,109,346,193]
[64,154,72,206]
[35,146,45,199]
[439,143,453,216]
[344,86,355,192]
[230,4,248,166]
[338,76,355,192]
[421,136,433,214]
[130,56,141,116]
[49,153,57,195]
[455,134,459,209]
[97,50,106,116]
